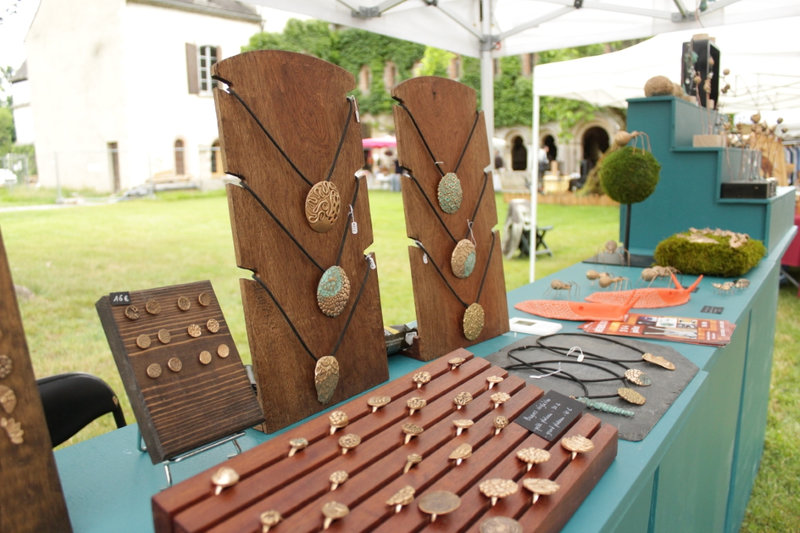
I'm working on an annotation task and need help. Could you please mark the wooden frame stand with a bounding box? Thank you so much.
[212,50,388,432]
[393,77,509,360]
[0,228,72,532]
[96,280,263,463]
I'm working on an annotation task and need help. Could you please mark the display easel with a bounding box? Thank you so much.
[0,228,72,532]
[212,50,389,432]
[393,77,508,360]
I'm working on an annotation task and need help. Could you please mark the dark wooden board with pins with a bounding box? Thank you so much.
[0,228,72,532]
[212,50,388,432]
[152,349,617,533]
[393,77,509,360]
[96,280,264,463]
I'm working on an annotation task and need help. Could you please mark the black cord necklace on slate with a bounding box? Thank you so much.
[533,332,676,371]
[396,100,480,215]
[403,168,489,279]
[238,176,362,318]
[252,254,374,404]
[221,81,357,233]
[414,231,496,341]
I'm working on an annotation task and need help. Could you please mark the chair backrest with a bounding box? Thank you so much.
[37,372,126,447]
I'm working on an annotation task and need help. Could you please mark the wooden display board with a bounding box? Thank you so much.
[393,77,509,360]
[152,349,617,533]
[96,280,263,463]
[0,228,72,532]
[212,50,388,432]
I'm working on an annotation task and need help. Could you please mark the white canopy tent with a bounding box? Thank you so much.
[245,0,800,280]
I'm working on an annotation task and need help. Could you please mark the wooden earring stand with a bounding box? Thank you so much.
[393,77,509,361]
[212,51,389,432]
[0,228,72,532]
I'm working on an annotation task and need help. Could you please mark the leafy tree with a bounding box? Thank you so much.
[0,107,15,154]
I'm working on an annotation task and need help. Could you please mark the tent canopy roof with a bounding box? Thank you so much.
[248,0,800,58]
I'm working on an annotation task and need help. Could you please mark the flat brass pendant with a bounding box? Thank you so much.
[0,385,17,414]
[642,352,676,370]
[317,266,351,318]
[305,181,341,233]
[451,239,476,279]
[618,387,646,405]
[463,303,485,341]
[624,368,652,386]
[315,355,340,404]
[437,172,463,214]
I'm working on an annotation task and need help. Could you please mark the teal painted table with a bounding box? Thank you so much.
[54,227,792,532]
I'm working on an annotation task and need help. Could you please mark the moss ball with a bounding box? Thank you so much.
[598,146,661,204]
[654,232,766,277]
[644,76,674,97]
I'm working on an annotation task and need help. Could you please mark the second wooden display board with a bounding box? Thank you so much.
[212,50,388,432]
[393,77,509,360]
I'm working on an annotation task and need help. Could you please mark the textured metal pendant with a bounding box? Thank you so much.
[624,368,652,386]
[305,181,341,232]
[314,355,340,404]
[317,266,351,317]
[451,239,476,279]
[642,352,676,370]
[463,302,485,341]
[618,387,646,405]
[437,172,463,214]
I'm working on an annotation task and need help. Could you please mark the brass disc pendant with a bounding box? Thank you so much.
[451,239,476,279]
[437,172,463,214]
[305,181,341,233]
[314,355,340,404]
[618,387,646,405]
[317,266,351,317]
[463,302,485,341]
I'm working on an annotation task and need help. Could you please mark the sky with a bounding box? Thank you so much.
[0,1,303,72]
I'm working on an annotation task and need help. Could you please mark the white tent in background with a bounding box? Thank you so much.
[245,0,800,280]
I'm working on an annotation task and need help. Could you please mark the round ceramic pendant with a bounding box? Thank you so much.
[315,355,340,404]
[451,239,476,279]
[462,302,485,341]
[317,266,351,317]
[437,172,463,214]
[305,181,341,233]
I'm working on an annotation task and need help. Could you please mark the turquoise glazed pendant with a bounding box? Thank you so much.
[317,266,351,317]
[437,172,462,214]
[451,239,476,279]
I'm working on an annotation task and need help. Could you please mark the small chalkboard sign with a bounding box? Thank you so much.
[514,390,583,443]
[109,291,131,306]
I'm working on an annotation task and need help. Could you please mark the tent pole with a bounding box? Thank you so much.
[530,70,540,283]
[480,0,496,189]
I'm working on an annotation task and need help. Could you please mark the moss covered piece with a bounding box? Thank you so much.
[654,230,766,277]
[599,146,661,204]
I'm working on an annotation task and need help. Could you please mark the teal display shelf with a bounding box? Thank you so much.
[622,96,795,259]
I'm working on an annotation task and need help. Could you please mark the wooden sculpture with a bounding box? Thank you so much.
[393,77,509,360]
[212,50,388,432]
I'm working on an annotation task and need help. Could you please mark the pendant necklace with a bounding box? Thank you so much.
[403,168,489,279]
[504,351,647,412]
[396,100,480,214]
[222,82,357,233]
[414,231,496,341]
[238,175,362,318]
[252,254,375,404]
[533,332,676,371]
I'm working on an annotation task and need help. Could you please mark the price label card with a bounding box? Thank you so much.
[109,291,131,306]
[515,390,583,443]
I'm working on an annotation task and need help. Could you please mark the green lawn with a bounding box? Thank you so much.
[0,187,796,531]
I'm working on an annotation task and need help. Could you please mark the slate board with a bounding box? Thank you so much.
[486,333,698,441]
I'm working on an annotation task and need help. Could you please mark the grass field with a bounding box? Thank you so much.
[0,187,796,531]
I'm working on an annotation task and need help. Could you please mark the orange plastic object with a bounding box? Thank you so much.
[515,291,637,322]
[585,272,703,309]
